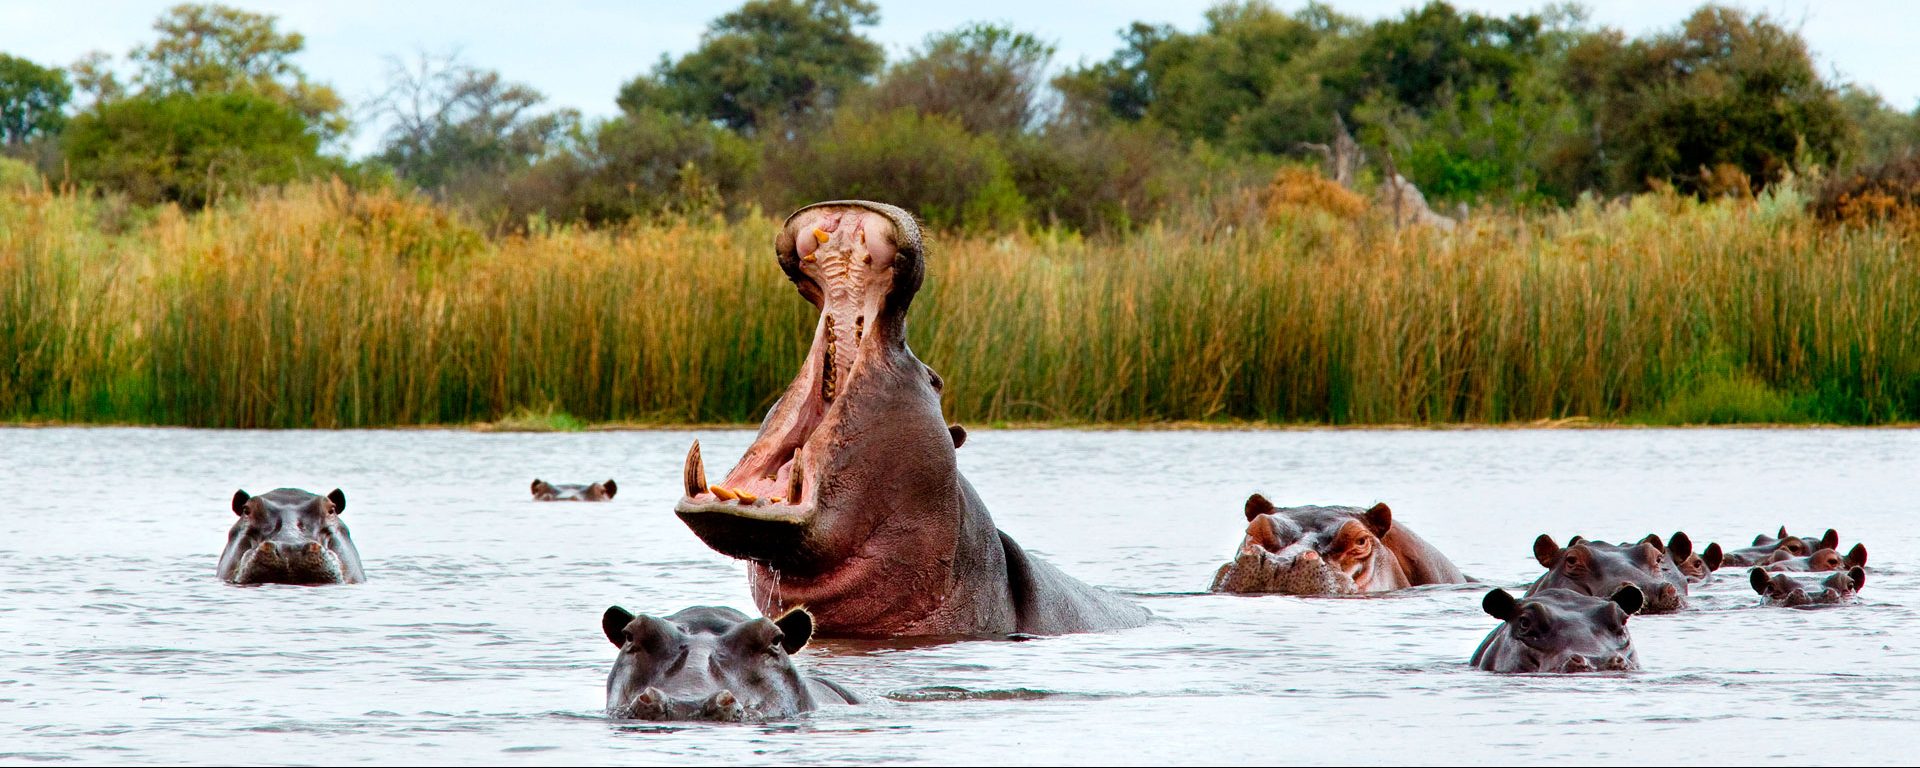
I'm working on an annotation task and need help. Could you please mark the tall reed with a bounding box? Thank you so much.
[2,181,1915,427]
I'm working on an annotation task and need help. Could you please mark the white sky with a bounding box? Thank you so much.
[2,0,1914,157]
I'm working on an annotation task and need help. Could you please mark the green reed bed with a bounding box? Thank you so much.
[1,183,1916,427]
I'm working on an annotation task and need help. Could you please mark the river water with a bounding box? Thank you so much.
[1,427,1914,764]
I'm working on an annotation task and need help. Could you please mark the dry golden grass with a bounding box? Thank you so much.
[3,180,1917,427]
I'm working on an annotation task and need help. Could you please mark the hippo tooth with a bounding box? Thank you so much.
[684,440,708,496]
[711,486,738,501]
[737,490,759,504]
[813,227,830,244]
[769,496,784,504]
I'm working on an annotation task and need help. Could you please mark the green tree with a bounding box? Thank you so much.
[761,106,1024,231]
[63,90,322,207]
[128,3,347,142]
[869,23,1053,136]
[1837,84,1919,169]
[0,54,72,147]
[1571,5,1850,195]
[500,108,758,226]
[618,0,882,133]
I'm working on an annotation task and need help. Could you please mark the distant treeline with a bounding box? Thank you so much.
[3,1,1919,232]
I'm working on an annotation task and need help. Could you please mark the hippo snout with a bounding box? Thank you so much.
[620,687,751,722]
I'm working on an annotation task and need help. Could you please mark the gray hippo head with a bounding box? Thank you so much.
[1472,587,1642,673]
[1530,534,1687,613]
[218,488,365,585]
[1750,567,1865,607]
[1670,533,1724,584]
[1759,543,1866,573]
[600,605,855,722]
[1722,527,1838,567]
[531,479,617,502]
[1211,495,1404,595]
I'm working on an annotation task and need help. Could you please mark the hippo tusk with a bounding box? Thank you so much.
[736,490,759,504]
[685,440,708,497]
[788,451,804,503]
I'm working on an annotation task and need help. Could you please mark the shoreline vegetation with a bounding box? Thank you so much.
[5,180,1918,430]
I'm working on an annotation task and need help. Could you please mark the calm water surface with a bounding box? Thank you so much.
[2,427,1915,764]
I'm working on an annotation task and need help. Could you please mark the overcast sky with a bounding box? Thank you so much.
[3,0,1915,157]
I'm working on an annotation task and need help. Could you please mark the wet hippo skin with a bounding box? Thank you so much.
[532,479,617,501]
[1211,494,1467,594]
[1530,534,1687,613]
[218,488,364,585]
[673,200,1150,638]
[1472,586,1642,673]
[600,605,855,722]
[1750,567,1866,607]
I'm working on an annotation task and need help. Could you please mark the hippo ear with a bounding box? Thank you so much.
[231,490,251,516]
[1362,503,1393,537]
[1819,529,1840,551]
[1777,525,1790,540]
[602,606,636,647]
[1532,534,1561,569]
[531,479,550,495]
[1244,494,1274,522]
[1667,532,1693,562]
[1849,566,1866,592]
[1482,589,1518,621]
[1608,584,1645,617]
[327,488,346,514]
[1749,568,1770,595]
[1638,533,1666,553]
[1846,543,1868,568]
[772,608,813,655]
[948,423,967,449]
[1703,542,1724,571]
[1567,535,1586,546]
[602,479,617,499]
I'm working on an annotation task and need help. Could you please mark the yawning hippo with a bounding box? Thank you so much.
[1530,534,1687,613]
[532,478,617,502]
[601,605,856,722]
[218,488,364,585]
[1210,494,1467,594]
[1760,544,1867,573]
[673,200,1149,637]
[1472,586,1642,673]
[1750,567,1865,607]
[1721,528,1839,567]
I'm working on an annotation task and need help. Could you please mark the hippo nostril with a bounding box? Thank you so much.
[1299,550,1320,563]
[712,690,737,709]
[305,542,322,556]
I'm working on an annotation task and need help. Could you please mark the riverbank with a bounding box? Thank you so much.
[5,181,1917,428]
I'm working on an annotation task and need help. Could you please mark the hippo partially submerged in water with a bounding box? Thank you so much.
[1472,586,1643,673]
[1721,528,1840,567]
[600,605,855,722]
[1530,534,1687,613]
[674,200,1149,638]
[218,488,364,585]
[1759,543,1867,573]
[1750,567,1866,607]
[532,479,617,502]
[1210,494,1467,594]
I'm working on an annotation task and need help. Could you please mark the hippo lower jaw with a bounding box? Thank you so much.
[674,498,818,566]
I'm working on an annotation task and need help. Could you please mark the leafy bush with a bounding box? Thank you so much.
[1005,121,1178,233]
[760,106,1025,231]
[1814,153,1920,225]
[498,108,758,227]
[63,91,325,207]
[1265,166,1365,220]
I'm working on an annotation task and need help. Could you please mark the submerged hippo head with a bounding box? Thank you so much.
[1760,543,1867,573]
[1670,534,1724,584]
[1472,587,1642,673]
[1530,534,1686,613]
[218,488,365,585]
[1750,567,1865,607]
[531,478,617,502]
[600,605,855,722]
[1211,495,1406,595]
[1722,527,1839,567]
[671,200,1149,637]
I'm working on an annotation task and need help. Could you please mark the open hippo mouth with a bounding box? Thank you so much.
[675,201,926,571]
